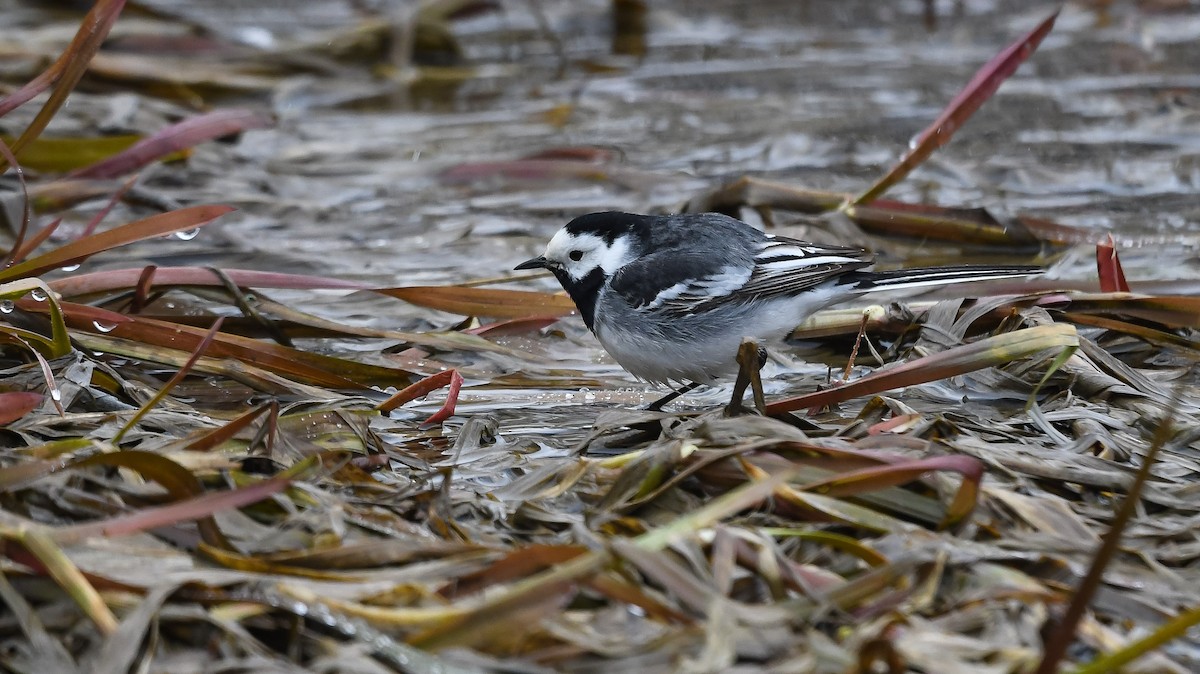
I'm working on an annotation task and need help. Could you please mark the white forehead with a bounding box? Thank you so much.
[545,230,634,275]
[544,229,594,258]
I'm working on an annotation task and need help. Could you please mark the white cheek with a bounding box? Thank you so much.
[567,261,590,281]
[595,238,633,274]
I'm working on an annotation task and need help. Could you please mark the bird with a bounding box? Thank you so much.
[515,211,1042,392]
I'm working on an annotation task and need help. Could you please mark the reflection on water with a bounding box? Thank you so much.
[10,0,1199,435]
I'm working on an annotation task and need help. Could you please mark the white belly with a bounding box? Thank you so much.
[592,289,843,384]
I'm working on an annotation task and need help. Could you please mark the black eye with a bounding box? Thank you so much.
[568,250,583,261]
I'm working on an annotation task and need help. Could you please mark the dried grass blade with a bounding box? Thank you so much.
[585,573,692,624]
[420,370,463,428]
[1050,294,1200,330]
[0,205,233,282]
[76,173,139,239]
[73,449,234,550]
[816,556,921,614]
[0,392,43,425]
[6,217,63,265]
[70,109,274,179]
[0,139,31,268]
[376,369,459,414]
[853,9,1059,204]
[410,470,795,650]
[1072,604,1200,674]
[49,265,368,297]
[0,571,76,668]
[765,323,1078,414]
[182,403,272,453]
[49,302,412,388]
[796,455,983,529]
[1095,234,1130,293]
[12,528,119,635]
[1062,312,1200,351]
[760,528,889,567]
[112,317,224,444]
[0,133,144,172]
[437,545,589,600]
[86,583,179,673]
[377,285,577,318]
[0,0,128,164]
[742,460,909,532]
[406,564,584,649]
[15,336,63,414]
[228,292,527,356]
[844,200,1040,246]
[196,544,362,580]
[0,278,72,357]
[466,316,561,335]
[129,264,157,313]
[610,539,718,615]
[634,468,798,552]
[1035,397,1177,673]
[52,456,318,545]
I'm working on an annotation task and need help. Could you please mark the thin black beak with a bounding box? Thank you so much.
[514,256,549,270]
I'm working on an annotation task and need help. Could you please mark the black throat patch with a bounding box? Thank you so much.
[555,267,605,331]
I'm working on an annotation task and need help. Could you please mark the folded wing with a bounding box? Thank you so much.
[611,236,873,314]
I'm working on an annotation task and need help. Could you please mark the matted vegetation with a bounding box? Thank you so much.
[1,2,1198,672]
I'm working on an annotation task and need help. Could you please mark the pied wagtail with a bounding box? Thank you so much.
[516,211,1042,392]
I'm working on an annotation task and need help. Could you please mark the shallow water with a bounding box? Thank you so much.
[10,0,1200,445]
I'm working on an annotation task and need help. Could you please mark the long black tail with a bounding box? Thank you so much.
[841,265,1043,293]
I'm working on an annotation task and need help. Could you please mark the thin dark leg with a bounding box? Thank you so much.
[645,381,701,411]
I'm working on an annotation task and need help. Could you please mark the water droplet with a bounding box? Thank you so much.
[60,263,81,272]
[0,300,13,314]
[50,389,62,402]
[311,607,336,626]
[92,320,117,333]
[29,289,47,301]
[244,294,258,304]
[174,228,201,241]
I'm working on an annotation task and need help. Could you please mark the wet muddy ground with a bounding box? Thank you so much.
[10,1,1196,429]
[4,0,1200,670]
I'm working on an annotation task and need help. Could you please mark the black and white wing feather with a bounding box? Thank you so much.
[736,238,873,299]
[610,236,873,315]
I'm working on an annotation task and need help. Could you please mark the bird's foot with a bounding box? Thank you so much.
[727,339,767,415]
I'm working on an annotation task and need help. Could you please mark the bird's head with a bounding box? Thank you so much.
[514,211,650,284]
